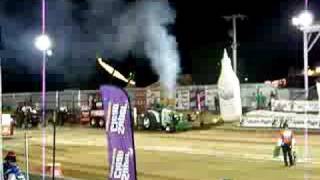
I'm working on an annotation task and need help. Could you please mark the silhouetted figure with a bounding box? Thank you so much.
[214,95,220,113]
[269,91,276,110]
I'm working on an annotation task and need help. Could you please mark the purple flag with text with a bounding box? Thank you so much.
[100,85,137,180]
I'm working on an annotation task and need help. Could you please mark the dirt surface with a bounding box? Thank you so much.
[3,125,320,180]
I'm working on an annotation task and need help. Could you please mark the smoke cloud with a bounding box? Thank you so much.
[112,0,181,96]
[0,0,181,93]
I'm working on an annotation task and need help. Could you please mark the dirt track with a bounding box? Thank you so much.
[3,126,320,180]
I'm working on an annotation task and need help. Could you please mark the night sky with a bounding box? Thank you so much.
[0,0,319,92]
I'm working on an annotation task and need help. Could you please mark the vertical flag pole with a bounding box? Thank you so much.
[41,0,47,179]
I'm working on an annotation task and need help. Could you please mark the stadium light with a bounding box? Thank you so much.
[292,7,319,174]
[35,34,52,52]
[46,49,53,57]
[292,10,314,28]
[292,10,320,99]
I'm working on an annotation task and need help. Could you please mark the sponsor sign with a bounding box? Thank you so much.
[176,89,190,110]
[272,100,319,113]
[240,116,274,127]
[146,90,160,107]
[205,87,216,111]
[241,113,320,129]
[100,86,137,180]
[190,88,207,110]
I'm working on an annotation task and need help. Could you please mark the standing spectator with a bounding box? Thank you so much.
[58,106,68,126]
[269,91,276,110]
[21,102,32,129]
[15,104,24,128]
[277,124,296,167]
[261,92,266,109]
[214,95,220,113]
[256,90,262,109]
[256,89,266,110]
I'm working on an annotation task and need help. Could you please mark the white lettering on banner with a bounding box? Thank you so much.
[109,148,117,178]
[240,117,274,127]
[109,104,128,135]
[111,149,131,180]
[272,100,319,113]
[118,105,127,135]
[288,119,320,129]
[121,152,130,180]
[110,104,120,132]
[242,114,320,129]
[114,150,124,178]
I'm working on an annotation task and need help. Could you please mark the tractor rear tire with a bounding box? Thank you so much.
[98,118,105,128]
[143,113,158,130]
[90,118,98,128]
[165,123,175,133]
[137,115,144,130]
[165,125,172,133]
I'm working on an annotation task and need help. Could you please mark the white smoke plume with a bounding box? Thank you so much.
[113,0,181,97]
[0,0,181,92]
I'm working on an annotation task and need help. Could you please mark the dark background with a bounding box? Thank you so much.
[0,0,318,92]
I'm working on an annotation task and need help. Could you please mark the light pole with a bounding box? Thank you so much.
[292,9,320,179]
[223,14,246,76]
[35,31,52,180]
[292,10,320,99]
[35,2,50,180]
[35,33,52,180]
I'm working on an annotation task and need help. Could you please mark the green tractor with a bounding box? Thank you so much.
[137,103,191,132]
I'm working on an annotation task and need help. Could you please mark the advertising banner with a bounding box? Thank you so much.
[175,89,190,110]
[100,85,137,180]
[146,90,160,108]
[271,100,319,113]
[190,88,206,110]
[205,86,216,111]
[240,116,274,127]
[241,113,320,129]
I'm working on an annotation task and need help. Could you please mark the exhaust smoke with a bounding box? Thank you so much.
[0,0,181,93]
[113,0,181,98]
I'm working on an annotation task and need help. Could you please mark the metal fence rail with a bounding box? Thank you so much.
[1,84,303,112]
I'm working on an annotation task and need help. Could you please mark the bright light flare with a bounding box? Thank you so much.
[292,17,299,26]
[299,11,314,27]
[46,49,53,56]
[292,10,314,27]
[35,34,52,51]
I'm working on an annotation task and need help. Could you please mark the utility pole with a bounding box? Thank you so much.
[292,4,320,180]
[303,31,309,99]
[223,14,246,76]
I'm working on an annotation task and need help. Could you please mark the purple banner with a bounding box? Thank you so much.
[100,85,137,180]
[190,89,207,111]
